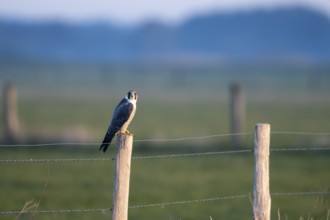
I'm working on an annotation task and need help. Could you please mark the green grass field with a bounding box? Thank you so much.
[0,62,330,219]
[0,148,329,219]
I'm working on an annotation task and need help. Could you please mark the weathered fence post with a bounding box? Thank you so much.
[3,83,20,143]
[253,123,271,220]
[112,134,134,220]
[229,82,245,148]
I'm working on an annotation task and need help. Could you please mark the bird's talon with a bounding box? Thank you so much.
[117,131,132,136]
[124,131,135,137]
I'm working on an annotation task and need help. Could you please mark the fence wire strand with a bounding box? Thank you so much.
[1,191,329,215]
[0,208,111,215]
[132,149,252,160]
[1,147,330,163]
[271,191,330,197]
[0,158,113,163]
[0,131,329,148]
[133,132,253,143]
[272,131,330,136]
[128,194,249,209]
[0,132,253,147]
[270,147,330,152]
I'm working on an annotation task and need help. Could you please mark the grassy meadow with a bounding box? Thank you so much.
[0,62,330,219]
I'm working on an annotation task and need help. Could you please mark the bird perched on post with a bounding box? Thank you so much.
[99,90,138,153]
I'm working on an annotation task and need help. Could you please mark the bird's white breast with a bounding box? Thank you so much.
[127,98,137,106]
[119,98,136,132]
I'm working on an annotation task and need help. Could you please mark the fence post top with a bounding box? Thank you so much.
[255,124,271,132]
[255,123,270,127]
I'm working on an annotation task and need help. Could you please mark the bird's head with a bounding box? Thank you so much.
[126,90,138,101]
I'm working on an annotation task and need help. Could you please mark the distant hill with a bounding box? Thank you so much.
[0,7,330,63]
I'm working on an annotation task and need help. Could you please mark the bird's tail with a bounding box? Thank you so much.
[99,131,115,153]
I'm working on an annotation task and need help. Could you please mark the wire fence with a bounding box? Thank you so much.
[1,147,330,163]
[0,131,329,148]
[1,191,329,215]
[0,132,253,147]
[1,131,329,216]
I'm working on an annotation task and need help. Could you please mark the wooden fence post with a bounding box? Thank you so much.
[3,83,20,143]
[253,123,271,220]
[229,83,245,148]
[112,134,134,220]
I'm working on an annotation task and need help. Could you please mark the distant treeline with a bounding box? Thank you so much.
[0,7,330,63]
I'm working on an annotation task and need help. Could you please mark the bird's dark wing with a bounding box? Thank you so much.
[99,100,134,152]
[110,99,134,131]
[99,126,116,153]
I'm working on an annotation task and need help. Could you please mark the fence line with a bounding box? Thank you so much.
[131,191,330,210]
[0,208,110,215]
[272,131,330,136]
[0,147,329,163]
[0,130,329,148]
[134,132,253,143]
[0,132,253,147]
[1,191,329,215]
[270,147,330,152]
[129,194,249,209]
[271,191,330,197]
[0,158,113,163]
[1,130,329,218]
[0,142,103,147]
[132,149,252,160]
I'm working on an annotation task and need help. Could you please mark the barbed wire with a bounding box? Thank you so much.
[0,147,329,163]
[271,191,330,197]
[0,142,101,147]
[1,191,329,215]
[0,130,329,148]
[132,149,252,160]
[128,194,249,209]
[133,132,253,143]
[0,149,252,163]
[270,147,330,152]
[0,132,253,147]
[272,131,330,136]
[130,191,330,209]
[0,208,110,215]
[0,158,113,163]
[1,132,328,216]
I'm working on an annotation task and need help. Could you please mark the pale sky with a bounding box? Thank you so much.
[0,0,329,25]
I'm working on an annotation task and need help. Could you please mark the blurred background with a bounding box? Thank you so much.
[0,0,329,219]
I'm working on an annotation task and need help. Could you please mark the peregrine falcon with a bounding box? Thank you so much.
[99,90,138,152]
